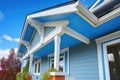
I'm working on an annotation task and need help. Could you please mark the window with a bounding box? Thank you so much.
[49,48,69,73]
[38,63,41,73]
[59,57,64,72]
[50,57,64,72]
[35,64,37,73]
[34,59,41,74]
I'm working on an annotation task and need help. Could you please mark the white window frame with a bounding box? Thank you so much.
[34,59,41,75]
[48,48,69,73]
[50,54,65,72]
[96,30,120,80]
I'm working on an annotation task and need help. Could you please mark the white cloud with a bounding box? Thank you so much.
[0,11,4,21]
[3,34,20,43]
[0,37,1,43]
[14,38,20,42]
[3,34,13,41]
[0,49,10,59]
[0,40,1,44]
[0,48,18,59]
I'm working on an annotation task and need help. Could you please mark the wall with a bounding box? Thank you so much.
[69,41,99,80]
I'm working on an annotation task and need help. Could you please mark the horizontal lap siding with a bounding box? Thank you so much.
[41,57,48,78]
[69,41,99,80]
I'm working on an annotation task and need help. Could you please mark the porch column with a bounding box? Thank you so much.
[21,60,24,72]
[29,51,33,74]
[54,35,61,70]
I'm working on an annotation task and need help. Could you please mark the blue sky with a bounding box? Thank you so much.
[0,0,96,58]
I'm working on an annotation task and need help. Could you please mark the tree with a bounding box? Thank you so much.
[0,48,21,80]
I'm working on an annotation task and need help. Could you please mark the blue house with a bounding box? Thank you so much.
[17,0,120,80]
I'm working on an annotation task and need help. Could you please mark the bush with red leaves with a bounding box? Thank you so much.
[0,49,21,80]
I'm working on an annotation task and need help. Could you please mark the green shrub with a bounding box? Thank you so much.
[16,72,24,80]
[16,61,31,80]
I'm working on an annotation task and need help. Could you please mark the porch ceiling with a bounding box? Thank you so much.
[18,12,120,56]
[34,33,80,59]
[18,0,120,57]
[33,12,120,59]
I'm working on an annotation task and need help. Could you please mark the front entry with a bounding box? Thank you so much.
[107,42,120,80]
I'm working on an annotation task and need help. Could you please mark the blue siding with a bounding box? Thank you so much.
[69,41,99,80]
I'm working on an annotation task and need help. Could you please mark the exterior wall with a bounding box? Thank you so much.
[32,41,99,80]
[69,41,99,80]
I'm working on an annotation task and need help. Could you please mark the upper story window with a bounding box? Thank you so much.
[44,27,55,37]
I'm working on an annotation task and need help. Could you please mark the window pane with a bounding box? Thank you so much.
[35,64,37,73]
[59,57,64,72]
[51,60,54,68]
[107,44,120,80]
[38,63,40,73]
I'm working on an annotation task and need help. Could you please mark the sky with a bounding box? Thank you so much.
[0,0,96,59]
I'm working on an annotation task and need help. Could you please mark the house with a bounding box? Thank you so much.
[17,0,120,80]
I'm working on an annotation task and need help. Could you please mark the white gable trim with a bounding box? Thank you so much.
[27,1,78,19]
[64,26,90,44]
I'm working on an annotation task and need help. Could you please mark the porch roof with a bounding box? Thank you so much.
[17,0,120,59]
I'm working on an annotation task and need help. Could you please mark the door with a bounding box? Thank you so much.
[107,42,120,80]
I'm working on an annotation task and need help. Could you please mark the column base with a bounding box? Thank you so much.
[49,72,65,80]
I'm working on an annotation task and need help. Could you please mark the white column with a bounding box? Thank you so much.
[54,35,61,70]
[21,60,24,72]
[29,52,33,74]
[40,28,44,44]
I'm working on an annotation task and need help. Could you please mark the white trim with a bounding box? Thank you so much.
[54,35,61,70]
[96,30,120,80]
[48,47,69,74]
[64,26,90,44]
[33,59,41,75]
[96,30,120,44]
[19,40,30,50]
[50,55,65,72]
[18,1,120,56]
[98,7,120,25]
[27,1,78,19]
[22,22,66,60]
[43,20,69,27]
[48,47,69,57]
[76,2,98,26]
[28,18,43,38]
[50,72,66,76]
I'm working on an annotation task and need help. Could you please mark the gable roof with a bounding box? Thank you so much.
[17,0,120,59]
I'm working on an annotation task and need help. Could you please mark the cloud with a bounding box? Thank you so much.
[0,37,1,43]
[0,11,4,21]
[0,49,10,59]
[0,48,18,59]
[14,38,20,42]
[3,34,20,42]
[3,34,13,41]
